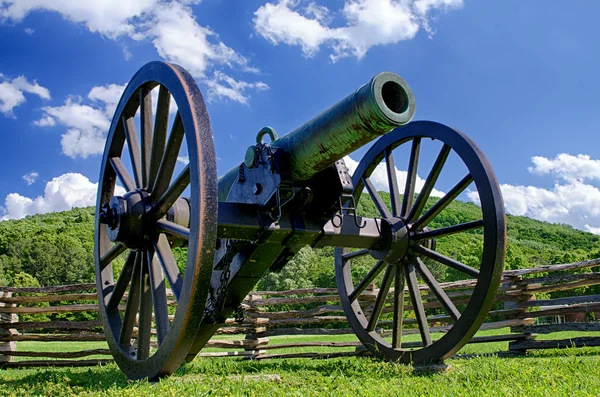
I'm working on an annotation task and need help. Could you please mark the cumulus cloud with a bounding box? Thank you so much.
[467,153,600,235]
[253,0,463,60]
[344,155,445,197]
[0,0,158,38]
[1,173,125,221]
[528,153,600,183]
[177,156,190,165]
[22,172,39,185]
[204,71,269,104]
[35,84,125,158]
[0,74,50,116]
[0,1,266,104]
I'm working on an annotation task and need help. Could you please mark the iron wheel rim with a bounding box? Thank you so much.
[335,120,506,363]
[94,61,218,380]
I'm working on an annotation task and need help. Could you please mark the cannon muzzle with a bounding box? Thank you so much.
[272,72,415,181]
[218,72,415,199]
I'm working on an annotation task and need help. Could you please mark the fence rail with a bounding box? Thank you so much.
[1,258,600,367]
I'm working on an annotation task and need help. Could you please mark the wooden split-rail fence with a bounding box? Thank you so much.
[1,258,600,368]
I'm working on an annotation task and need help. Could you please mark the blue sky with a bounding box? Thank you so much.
[0,0,599,232]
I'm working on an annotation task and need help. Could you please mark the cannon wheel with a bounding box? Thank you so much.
[94,61,218,380]
[335,121,505,364]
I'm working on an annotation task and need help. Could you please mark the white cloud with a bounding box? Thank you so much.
[1,173,125,221]
[35,84,123,158]
[0,74,50,115]
[0,0,158,38]
[1,1,266,104]
[253,0,463,60]
[24,27,34,35]
[204,71,269,104]
[467,153,600,235]
[22,172,39,185]
[528,153,600,183]
[344,155,445,197]
[177,156,189,165]
[88,83,126,117]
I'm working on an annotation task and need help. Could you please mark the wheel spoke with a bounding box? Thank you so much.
[363,177,392,219]
[149,86,170,190]
[140,87,153,188]
[137,251,153,360]
[156,219,190,240]
[400,137,421,217]
[385,148,401,217]
[151,111,185,199]
[110,157,136,192]
[147,249,170,346]
[119,252,141,346]
[150,165,190,220]
[392,265,405,349]
[349,260,386,302]
[414,245,480,278]
[404,261,431,346]
[367,264,394,332]
[414,220,483,241]
[107,250,136,310]
[407,144,450,222]
[412,174,473,231]
[342,249,369,261]
[155,234,183,302]
[100,242,126,270]
[413,257,460,321]
[123,116,143,189]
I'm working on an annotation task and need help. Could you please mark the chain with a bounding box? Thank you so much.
[238,163,246,183]
[204,240,245,324]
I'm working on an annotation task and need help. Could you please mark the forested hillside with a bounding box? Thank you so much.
[0,193,599,289]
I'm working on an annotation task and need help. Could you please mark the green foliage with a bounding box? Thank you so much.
[0,192,599,295]
[0,207,95,287]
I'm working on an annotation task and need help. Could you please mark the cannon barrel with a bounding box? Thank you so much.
[218,72,415,199]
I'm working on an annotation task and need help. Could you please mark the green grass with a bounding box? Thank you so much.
[2,329,600,396]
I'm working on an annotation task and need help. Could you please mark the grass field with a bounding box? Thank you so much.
[2,328,600,396]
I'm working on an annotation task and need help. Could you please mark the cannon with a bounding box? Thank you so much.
[95,61,506,380]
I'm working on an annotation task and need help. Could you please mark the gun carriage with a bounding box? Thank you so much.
[95,61,506,380]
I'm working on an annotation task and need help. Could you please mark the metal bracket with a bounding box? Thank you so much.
[333,193,366,229]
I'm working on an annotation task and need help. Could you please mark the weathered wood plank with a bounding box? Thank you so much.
[518,302,600,318]
[0,359,112,368]
[509,337,600,351]
[0,320,101,330]
[0,284,96,294]
[254,350,373,360]
[0,349,111,358]
[205,338,269,349]
[0,333,106,342]
[0,304,123,315]
[0,293,98,304]
[514,322,600,334]
[519,294,600,308]
[504,258,600,277]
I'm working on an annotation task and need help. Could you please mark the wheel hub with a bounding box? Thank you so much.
[370,217,410,262]
[369,217,436,263]
[99,190,153,249]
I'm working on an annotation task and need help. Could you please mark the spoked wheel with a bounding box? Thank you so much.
[94,62,218,380]
[335,121,505,364]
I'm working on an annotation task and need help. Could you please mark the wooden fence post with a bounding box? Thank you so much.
[507,277,537,353]
[243,293,269,357]
[0,291,19,364]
